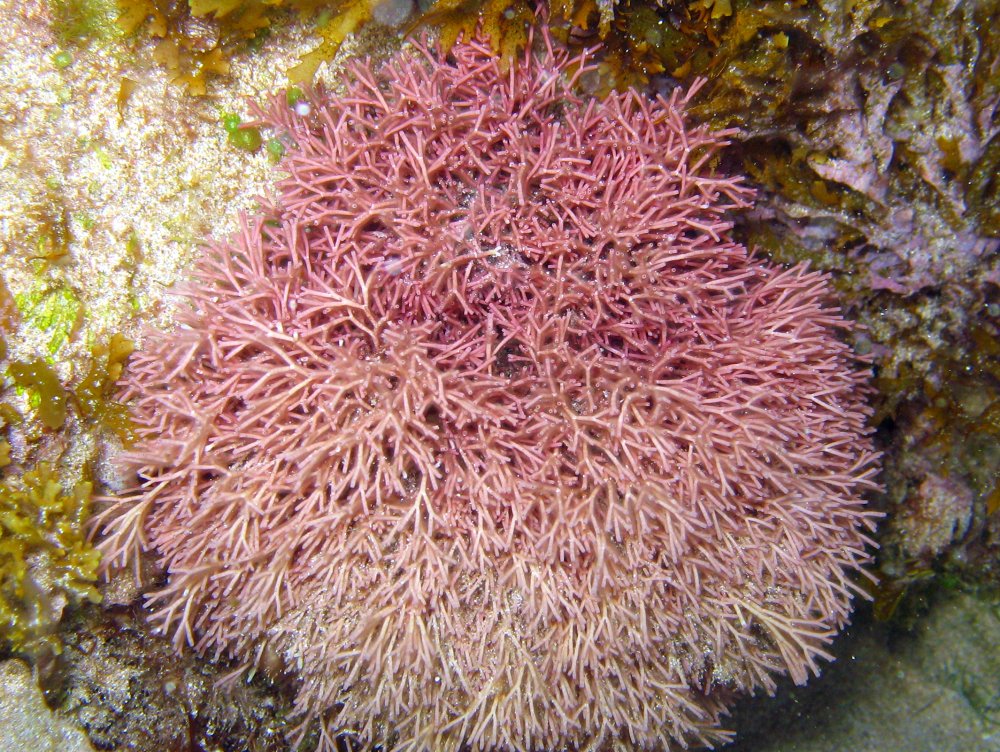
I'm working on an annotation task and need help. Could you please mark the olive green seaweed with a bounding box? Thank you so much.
[0,461,101,655]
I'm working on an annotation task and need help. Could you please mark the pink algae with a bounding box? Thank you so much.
[97,30,881,752]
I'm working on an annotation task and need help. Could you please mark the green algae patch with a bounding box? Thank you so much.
[221,112,262,152]
[265,137,285,162]
[50,0,123,45]
[0,462,102,655]
[15,285,82,356]
[52,50,74,69]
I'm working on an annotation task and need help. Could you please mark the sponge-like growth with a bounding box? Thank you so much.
[98,31,880,752]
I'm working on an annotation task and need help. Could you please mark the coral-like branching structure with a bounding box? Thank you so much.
[98,31,880,752]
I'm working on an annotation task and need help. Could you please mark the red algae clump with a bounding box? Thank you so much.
[97,30,881,752]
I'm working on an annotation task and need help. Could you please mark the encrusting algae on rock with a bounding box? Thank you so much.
[97,25,880,752]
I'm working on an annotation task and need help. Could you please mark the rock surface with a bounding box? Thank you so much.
[0,659,95,752]
[728,593,1000,752]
